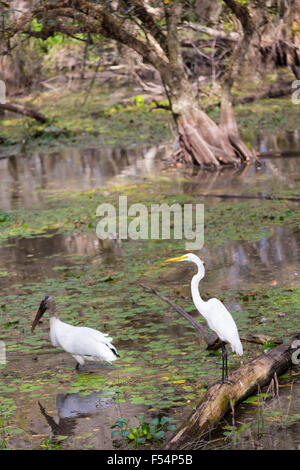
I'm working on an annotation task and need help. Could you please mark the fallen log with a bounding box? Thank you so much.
[165,333,300,450]
[0,102,48,123]
[234,80,294,105]
[205,81,294,113]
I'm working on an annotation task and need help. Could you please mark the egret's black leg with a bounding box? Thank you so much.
[217,343,233,385]
[217,343,226,384]
[221,343,225,382]
[75,362,81,371]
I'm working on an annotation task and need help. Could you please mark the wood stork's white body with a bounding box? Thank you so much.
[49,317,119,366]
[32,296,119,368]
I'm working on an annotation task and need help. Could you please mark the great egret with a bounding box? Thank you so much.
[31,296,119,370]
[165,253,243,384]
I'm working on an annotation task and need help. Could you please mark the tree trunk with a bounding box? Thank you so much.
[168,85,253,168]
[161,3,254,169]
[165,333,300,450]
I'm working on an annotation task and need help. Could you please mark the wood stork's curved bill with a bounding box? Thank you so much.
[31,295,49,332]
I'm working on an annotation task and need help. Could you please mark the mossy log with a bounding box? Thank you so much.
[166,333,300,450]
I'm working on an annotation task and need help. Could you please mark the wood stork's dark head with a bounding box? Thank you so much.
[31,296,56,332]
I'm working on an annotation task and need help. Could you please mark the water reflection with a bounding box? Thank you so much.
[203,226,300,290]
[0,144,167,210]
[1,131,299,212]
[0,231,122,287]
[37,390,146,449]
[38,391,116,439]
[56,391,116,418]
[251,129,300,155]
[172,156,299,198]
[0,226,299,291]
[152,225,300,293]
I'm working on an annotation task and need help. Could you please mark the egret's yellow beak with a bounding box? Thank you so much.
[164,255,187,263]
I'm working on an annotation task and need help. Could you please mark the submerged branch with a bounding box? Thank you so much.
[139,282,221,350]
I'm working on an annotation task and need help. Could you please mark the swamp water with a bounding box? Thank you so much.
[0,135,299,450]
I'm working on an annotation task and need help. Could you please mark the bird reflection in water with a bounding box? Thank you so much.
[38,391,115,444]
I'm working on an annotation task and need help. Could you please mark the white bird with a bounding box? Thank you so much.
[165,253,243,384]
[31,296,119,370]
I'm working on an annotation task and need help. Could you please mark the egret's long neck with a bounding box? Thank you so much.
[191,263,208,316]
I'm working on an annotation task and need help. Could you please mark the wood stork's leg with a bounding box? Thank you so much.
[73,355,85,371]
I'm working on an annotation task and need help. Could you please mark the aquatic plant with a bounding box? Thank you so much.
[111,415,176,447]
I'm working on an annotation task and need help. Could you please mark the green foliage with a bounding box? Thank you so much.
[243,393,271,405]
[262,339,275,353]
[40,433,67,450]
[223,422,250,445]
[31,18,43,32]
[111,415,175,447]
[0,210,11,223]
[132,95,145,107]
[31,19,65,53]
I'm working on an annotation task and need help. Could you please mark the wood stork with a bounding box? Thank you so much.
[165,253,243,384]
[31,296,119,370]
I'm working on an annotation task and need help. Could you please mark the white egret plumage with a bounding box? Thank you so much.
[165,253,243,384]
[31,296,119,370]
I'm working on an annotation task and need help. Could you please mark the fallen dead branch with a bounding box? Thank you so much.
[196,193,300,203]
[0,102,48,123]
[165,333,300,449]
[139,282,221,350]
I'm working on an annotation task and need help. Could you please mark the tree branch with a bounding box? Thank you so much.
[223,0,255,37]
[6,0,170,77]
[184,23,240,42]
[0,102,47,123]
[125,0,168,54]
[138,282,221,350]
